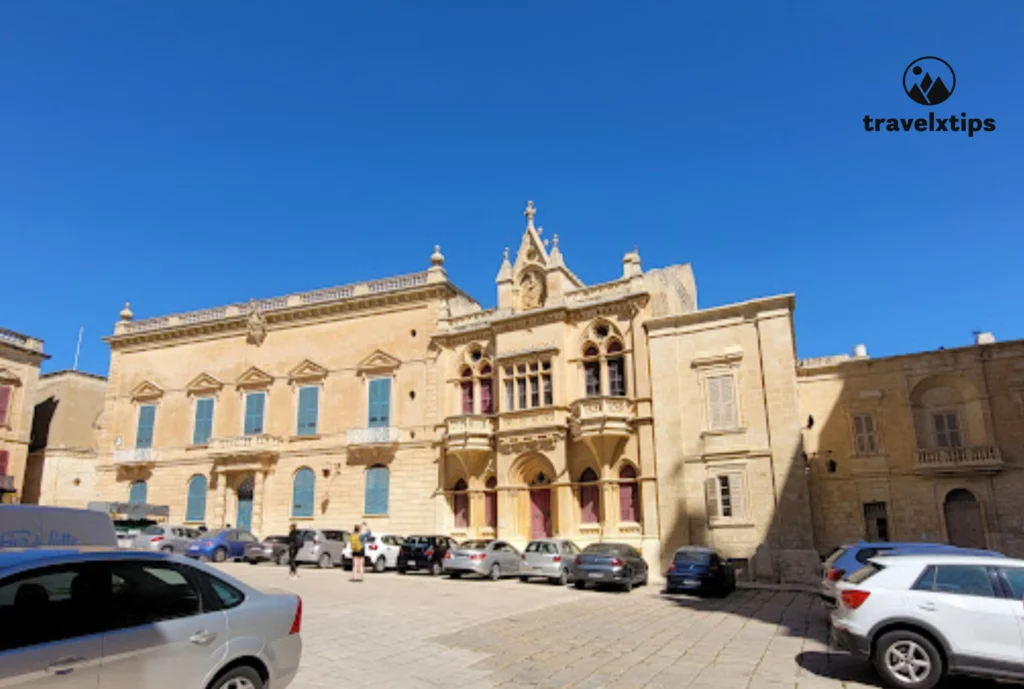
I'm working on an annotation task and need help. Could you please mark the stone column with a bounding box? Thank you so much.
[213,471,227,527]
[251,470,266,536]
[555,482,574,538]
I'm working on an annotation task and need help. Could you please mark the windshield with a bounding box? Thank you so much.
[823,546,848,569]
[674,550,712,564]
[141,525,163,535]
[583,543,627,556]
[267,536,288,543]
[204,529,226,539]
[459,540,491,550]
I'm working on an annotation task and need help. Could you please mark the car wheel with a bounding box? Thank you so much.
[397,567,407,575]
[210,663,264,689]
[160,545,174,553]
[623,576,634,593]
[430,561,443,576]
[212,547,227,563]
[573,580,586,590]
[519,576,530,583]
[641,571,649,587]
[556,569,569,586]
[449,572,462,579]
[374,557,386,573]
[318,553,332,569]
[249,560,259,566]
[489,564,501,581]
[277,552,289,566]
[873,630,943,689]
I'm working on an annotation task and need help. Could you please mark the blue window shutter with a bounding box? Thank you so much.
[129,480,148,504]
[368,378,391,428]
[365,465,389,515]
[136,405,156,449]
[186,475,208,521]
[244,393,265,435]
[292,468,315,517]
[297,387,319,436]
[193,398,215,445]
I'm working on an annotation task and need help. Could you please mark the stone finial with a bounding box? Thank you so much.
[503,247,509,262]
[548,233,565,268]
[622,246,642,278]
[524,200,536,230]
[119,302,134,321]
[552,234,559,248]
[430,245,445,267]
[496,246,513,283]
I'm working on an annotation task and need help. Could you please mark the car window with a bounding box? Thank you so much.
[237,531,258,543]
[563,542,579,554]
[675,550,711,565]
[855,547,893,564]
[109,561,203,628]
[922,565,996,597]
[204,575,245,609]
[462,540,491,550]
[0,562,108,652]
[848,563,884,584]
[323,530,342,541]
[999,567,1024,599]
[525,541,542,553]
[142,525,163,536]
[383,535,402,546]
[823,546,848,569]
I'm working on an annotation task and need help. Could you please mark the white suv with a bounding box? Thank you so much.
[342,533,404,573]
[832,554,1024,688]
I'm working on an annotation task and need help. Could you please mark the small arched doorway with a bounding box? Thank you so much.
[236,474,255,531]
[529,471,553,539]
[944,489,986,549]
[452,479,469,529]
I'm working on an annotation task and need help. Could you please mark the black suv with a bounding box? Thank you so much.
[397,535,458,575]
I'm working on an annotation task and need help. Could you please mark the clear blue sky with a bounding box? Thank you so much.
[2,2,1021,375]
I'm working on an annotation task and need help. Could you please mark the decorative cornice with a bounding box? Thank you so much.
[357,349,402,375]
[288,359,329,383]
[236,366,274,389]
[130,380,164,401]
[186,373,224,395]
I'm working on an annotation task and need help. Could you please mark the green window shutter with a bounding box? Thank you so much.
[292,468,315,517]
[368,378,391,428]
[244,393,265,435]
[136,405,156,449]
[186,475,208,521]
[297,387,319,436]
[193,398,215,445]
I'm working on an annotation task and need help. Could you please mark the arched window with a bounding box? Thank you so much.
[484,476,498,529]
[618,465,639,522]
[128,480,147,504]
[292,467,315,517]
[185,475,208,522]
[453,479,469,529]
[365,465,390,515]
[579,468,600,524]
[460,367,474,414]
[606,340,626,397]
[583,344,601,398]
[480,364,493,414]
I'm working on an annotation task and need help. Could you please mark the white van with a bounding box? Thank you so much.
[0,505,118,548]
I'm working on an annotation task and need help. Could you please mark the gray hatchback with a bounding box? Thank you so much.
[443,539,522,580]
[130,524,201,554]
[294,528,349,568]
[519,538,580,585]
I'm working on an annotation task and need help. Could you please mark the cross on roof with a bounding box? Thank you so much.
[524,200,536,229]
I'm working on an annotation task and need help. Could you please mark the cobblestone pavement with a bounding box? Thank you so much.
[218,563,998,689]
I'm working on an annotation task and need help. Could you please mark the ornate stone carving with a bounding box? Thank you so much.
[245,299,267,346]
[520,270,546,310]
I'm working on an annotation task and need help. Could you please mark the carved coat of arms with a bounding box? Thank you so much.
[245,299,267,346]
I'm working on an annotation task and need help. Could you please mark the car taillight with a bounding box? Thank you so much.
[289,596,302,634]
[470,553,485,561]
[552,555,561,563]
[369,544,378,551]
[313,537,320,545]
[828,568,846,582]
[204,541,213,548]
[151,536,164,543]
[840,590,870,610]
[425,549,434,559]
[444,551,452,559]
[521,554,526,560]
[668,564,676,573]
[611,558,624,567]
[575,556,582,565]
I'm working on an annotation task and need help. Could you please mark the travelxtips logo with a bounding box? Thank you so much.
[863,56,995,137]
[903,57,955,105]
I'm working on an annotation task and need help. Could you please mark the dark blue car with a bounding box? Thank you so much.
[184,528,259,562]
[665,546,736,597]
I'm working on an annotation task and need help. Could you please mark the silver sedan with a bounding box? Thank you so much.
[443,539,521,580]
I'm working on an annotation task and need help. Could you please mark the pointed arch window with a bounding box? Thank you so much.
[453,479,469,528]
[579,468,600,524]
[186,474,208,522]
[484,476,498,529]
[606,340,626,397]
[292,467,315,517]
[618,465,639,523]
[480,364,493,414]
[460,367,474,415]
[581,325,627,398]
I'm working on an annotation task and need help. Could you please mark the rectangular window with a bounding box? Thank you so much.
[863,501,889,541]
[296,386,320,436]
[706,375,738,430]
[368,377,391,428]
[136,404,156,449]
[192,398,215,445]
[607,358,626,396]
[0,385,11,426]
[243,392,265,435]
[706,473,745,520]
[584,361,601,397]
[853,414,878,456]
[542,375,553,406]
[505,380,514,412]
[529,376,540,408]
[517,378,527,409]
[933,412,962,448]
[717,475,732,517]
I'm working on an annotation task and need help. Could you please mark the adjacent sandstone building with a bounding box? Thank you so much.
[0,327,49,503]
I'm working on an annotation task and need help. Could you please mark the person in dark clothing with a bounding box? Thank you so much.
[287,523,302,579]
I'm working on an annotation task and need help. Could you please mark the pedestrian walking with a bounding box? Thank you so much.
[350,522,371,582]
[287,523,302,580]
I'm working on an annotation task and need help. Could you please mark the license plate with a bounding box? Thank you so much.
[683,578,699,586]
[589,572,603,579]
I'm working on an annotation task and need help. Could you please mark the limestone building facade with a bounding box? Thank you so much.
[0,327,49,503]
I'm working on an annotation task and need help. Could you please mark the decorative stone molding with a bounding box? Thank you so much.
[186,373,224,396]
[0,367,22,386]
[495,344,559,362]
[245,300,268,345]
[691,348,744,369]
[130,380,164,401]
[235,366,274,390]
[288,359,329,383]
[356,350,401,376]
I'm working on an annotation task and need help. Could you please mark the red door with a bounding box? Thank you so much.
[530,489,552,539]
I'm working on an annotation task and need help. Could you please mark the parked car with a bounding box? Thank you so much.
[185,528,260,562]
[131,524,202,554]
[519,538,579,585]
[292,528,348,569]
[443,539,522,580]
[832,553,1024,689]
[113,518,158,549]
[245,535,291,565]
[0,504,117,548]
[0,547,302,689]
[665,546,735,596]
[821,541,1004,604]
[397,535,459,575]
[342,533,404,572]
[571,542,649,592]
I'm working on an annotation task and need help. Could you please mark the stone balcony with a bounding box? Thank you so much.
[915,445,1003,474]
[346,426,401,447]
[208,434,284,459]
[112,448,160,465]
[444,415,497,453]
[570,397,634,439]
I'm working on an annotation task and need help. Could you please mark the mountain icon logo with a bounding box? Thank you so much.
[903,57,956,106]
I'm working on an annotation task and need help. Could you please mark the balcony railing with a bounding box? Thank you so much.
[346,426,401,446]
[0,475,14,492]
[445,415,496,452]
[570,397,634,439]
[209,434,284,455]
[113,448,159,464]
[916,445,1003,472]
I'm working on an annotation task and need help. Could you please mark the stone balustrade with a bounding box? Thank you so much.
[445,415,497,452]
[112,448,160,464]
[208,434,284,455]
[346,426,401,446]
[915,445,1003,472]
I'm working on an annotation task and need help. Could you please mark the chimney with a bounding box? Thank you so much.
[974,331,996,345]
[852,344,868,358]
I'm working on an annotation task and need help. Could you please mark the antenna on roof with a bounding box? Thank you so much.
[72,326,84,371]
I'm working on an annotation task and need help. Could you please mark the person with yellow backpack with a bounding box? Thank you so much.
[350,522,371,582]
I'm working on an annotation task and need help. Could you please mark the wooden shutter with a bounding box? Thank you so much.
[720,376,737,428]
[0,386,10,425]
[193,398,214,445]
[365,466,389,515]
[244,393,265,435]
[728,474,745,520]
[368,378,391,428]
[707,377,722,429]
[186,475,208,522]
[292,468,315,517]
[705,477,720,518]
[136,405,156,449]
[129,480,148,504]
[297,387,319,436]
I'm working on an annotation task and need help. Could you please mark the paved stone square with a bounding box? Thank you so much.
[217,563,996,689]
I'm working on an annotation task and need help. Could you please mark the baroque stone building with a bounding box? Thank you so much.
[0,327,49,503]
